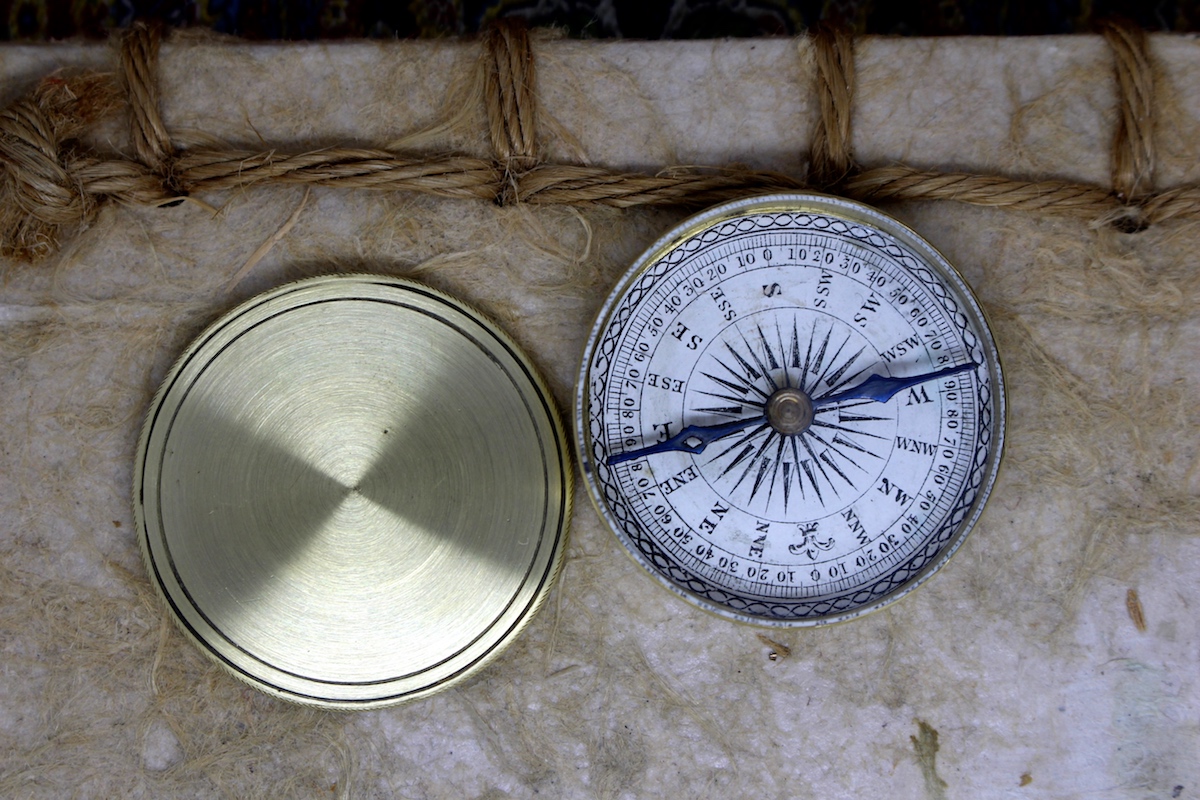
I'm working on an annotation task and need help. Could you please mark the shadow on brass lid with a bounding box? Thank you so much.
[134,274,571,709]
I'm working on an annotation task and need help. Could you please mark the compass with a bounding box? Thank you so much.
[576,194,1005,626]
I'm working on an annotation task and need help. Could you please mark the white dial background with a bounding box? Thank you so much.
[580,201,1002,625]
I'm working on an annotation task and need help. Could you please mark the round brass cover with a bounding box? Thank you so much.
[135,275,571,708]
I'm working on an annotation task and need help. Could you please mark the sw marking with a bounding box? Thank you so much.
[853,293,882,327]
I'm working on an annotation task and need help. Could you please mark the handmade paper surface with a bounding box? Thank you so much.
[0,34,1197,798]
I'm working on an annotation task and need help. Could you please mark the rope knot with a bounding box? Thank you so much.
[0,75,117,260]
[496,159,537,207]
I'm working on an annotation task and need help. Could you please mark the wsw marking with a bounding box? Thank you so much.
[895,436,937,456]
[880,334,921,364]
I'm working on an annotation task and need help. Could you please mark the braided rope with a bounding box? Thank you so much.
[0,20,1193,261]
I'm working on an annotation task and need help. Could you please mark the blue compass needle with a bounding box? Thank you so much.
[811,361,979,407]
[606,416,768,466]
[605,361,979,466]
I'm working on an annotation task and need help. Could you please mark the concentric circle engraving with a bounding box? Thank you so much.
[136,275,571,707]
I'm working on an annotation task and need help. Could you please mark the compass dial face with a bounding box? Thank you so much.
[577,194,1005,626]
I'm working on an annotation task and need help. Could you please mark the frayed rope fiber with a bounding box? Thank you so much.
[0,19,1195,262]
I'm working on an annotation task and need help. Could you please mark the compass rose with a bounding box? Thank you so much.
[688,313,891,518]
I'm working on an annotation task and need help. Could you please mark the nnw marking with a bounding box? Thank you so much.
[842,506,869,547]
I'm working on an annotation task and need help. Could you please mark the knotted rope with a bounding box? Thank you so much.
[0,19,1193,261]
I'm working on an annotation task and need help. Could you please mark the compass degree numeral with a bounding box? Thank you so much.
[677,262,730,300]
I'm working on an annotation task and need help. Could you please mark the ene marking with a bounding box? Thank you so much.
[658,465,700,495]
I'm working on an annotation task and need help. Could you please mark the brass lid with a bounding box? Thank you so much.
[135,275,571,708]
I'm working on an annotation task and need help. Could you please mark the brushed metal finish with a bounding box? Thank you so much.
[135,275,571,708]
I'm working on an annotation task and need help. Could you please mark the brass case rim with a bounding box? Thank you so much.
[134,273,572,708]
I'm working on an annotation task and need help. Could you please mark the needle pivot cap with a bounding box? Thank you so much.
[767,387,813,435]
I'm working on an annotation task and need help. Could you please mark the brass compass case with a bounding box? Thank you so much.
[135,275,571,708]
[577,194,1006,627]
